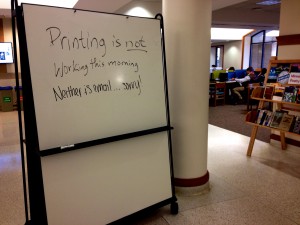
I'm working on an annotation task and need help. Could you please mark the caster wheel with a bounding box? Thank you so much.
[170,202,178,215]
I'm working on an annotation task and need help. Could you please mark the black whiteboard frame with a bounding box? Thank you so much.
[11,0,30,224]
[40,126,173,157]
[13,2,49,224]
[14,2,177,224]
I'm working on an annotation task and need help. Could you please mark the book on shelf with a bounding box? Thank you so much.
[292,116,300,134]
[251,86,264,98]
[278,113,295,131]
[263,85,274,99]
[256,109,272,125]
[255,109,265,124]
[269,65,290,81]
[272,86,285,101]
[288,72,300,85]
[259,110,268,125]
[277,70,290,84]
[289,115,297,132]
[282,86,298,103]
[269,110,285,128]
[246,110,258,123]
[263,111,273,126]
[267,111,276,127]
[296,88,300,104]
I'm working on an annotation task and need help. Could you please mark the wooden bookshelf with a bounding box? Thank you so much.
[246,58,300,156]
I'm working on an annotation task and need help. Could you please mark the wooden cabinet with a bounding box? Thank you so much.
[245,58,300,156]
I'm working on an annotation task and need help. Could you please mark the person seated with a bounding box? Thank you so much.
[211,64,217,72]
[253,68,267,86]
[228,66,235,71]
[227,67,236,80]
[231,66,255,104]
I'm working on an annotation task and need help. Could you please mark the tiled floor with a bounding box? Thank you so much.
[1,111,300,225]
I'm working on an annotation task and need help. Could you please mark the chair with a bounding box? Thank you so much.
[210,82,226,106]
[247,83,260,111]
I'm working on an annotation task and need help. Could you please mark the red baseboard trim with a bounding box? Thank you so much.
[174,171,209,187]
[270,134,300,147]
[277,34,300,46]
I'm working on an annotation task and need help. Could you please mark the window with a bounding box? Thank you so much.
[211,45,224,69]
[250,30,278,69]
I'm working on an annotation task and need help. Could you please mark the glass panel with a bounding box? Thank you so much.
[271,42,277,56]
[252,31,264,43]
[263,43,273,68]
[250,30,277,69]
[251,43,262,69]
[265,36,277,42]
[216,46,223,68]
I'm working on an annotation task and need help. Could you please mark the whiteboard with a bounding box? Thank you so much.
[22,4,167,151]
[41,132,172,225]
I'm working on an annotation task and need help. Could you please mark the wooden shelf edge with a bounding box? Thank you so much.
[268,59,300,64]
[245,121,299,136]
[251,97,300,106]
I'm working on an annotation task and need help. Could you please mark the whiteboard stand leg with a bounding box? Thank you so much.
[170,201,179,215]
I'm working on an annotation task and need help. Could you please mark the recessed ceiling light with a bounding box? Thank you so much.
[211,28,253,41]
[256,0,281,6]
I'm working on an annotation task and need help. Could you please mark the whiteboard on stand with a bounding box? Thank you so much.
[22,4,168,151]
[21,4,174,225]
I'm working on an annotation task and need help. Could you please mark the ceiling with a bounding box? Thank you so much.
[75,0,280,30]
[211,0,280,29]
[0,0,280,30]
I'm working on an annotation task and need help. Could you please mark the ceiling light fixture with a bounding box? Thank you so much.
[126,7,152,17]
[256,0,281,6]
[211,28,253,41]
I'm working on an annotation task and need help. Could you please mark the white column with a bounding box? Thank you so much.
[163,0,211,187]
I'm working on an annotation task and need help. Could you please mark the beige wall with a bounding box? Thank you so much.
[211,40,243,70]
[279,0,300,35]
[277,0,300,60]
[223,40,242,69]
